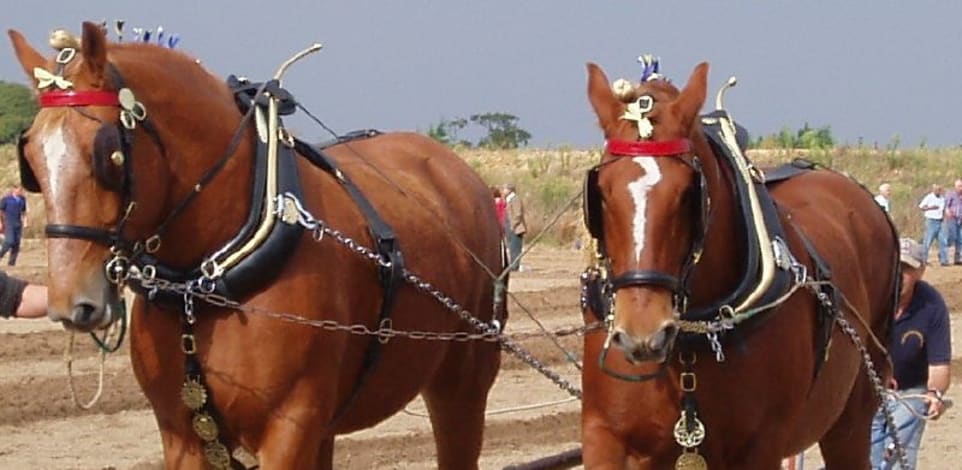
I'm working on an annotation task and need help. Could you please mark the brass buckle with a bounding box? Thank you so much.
[680,372,697,392]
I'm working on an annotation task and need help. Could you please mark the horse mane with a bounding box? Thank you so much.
[106,42,239,123]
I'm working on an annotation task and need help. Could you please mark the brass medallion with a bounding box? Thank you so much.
[181,379,208,410]
[192,412,220,442]
[675,450,708,470]
[204,441,232,469]
[673,414,706,448]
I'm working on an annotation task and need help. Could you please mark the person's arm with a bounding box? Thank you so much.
[925,290,953,419]
[0,270,32,318]
[15,284,47,319]
[927,364,951,419]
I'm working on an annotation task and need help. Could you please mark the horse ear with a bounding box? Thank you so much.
[586,63,622,132]
[672,62,709,130]
[7,29,47,83]
[80,21,108,83]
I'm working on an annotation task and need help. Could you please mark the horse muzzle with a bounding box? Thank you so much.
[51,286,122,333]
[609,321,680,364]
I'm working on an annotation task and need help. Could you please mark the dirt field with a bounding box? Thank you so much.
[1,240,961,469]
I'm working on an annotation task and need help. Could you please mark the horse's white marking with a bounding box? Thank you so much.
[40,124,69,201]
[627,157,662,261]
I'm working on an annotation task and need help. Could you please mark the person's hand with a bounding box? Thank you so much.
[926,390,947,420]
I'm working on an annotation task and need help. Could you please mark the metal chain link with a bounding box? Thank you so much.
[131,269,601,344]
[124,195,591,398]
[400,269,586,398]
[817,286,910,470]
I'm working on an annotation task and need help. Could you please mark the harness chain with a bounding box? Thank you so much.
[124,197,591,400]
[831,297,910,469]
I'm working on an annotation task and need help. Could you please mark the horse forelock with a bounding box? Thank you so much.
[628,79,680,105]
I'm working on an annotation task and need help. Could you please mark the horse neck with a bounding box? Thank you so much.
[687,130,744,301]
[114,47,256,267]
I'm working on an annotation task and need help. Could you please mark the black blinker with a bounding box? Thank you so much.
[92,125,125,192]
[17,130,41,193]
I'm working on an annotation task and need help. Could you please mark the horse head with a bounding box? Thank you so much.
[585,61,709,363]
[9,22,248,331]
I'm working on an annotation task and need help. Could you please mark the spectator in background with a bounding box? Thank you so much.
[869,238,951,469]
[918,184,948,266]
[0,185,28,266]
[875,183,892,213]
[502,183,528,272]
[492,186,507,233]
[942,179,962,265]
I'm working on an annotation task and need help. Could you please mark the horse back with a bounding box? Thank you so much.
[767,169,897,371]
[294,131,502,301]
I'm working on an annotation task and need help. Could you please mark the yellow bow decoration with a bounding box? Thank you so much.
[622,96,655,139]
[33,67,73,90]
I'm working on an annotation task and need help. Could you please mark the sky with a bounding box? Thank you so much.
[2,1,962,149]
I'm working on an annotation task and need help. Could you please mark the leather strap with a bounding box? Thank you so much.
[39,90,120,108]
[610,269,681,294]
[606,138,691,157]
[293,138,406,432]
[45,224,116,246]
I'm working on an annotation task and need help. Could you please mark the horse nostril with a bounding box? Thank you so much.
[72,302,98,325]
[611,330,630,350]
[647,323,679,353]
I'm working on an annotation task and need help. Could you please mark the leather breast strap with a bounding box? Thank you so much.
[293,137,405,429]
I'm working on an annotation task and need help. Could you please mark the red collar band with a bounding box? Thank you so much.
[605,139,691,157]
[39,91,120,108]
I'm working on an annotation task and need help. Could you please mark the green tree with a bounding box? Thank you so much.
[426,117,470,147]
[753,123,835,149]
[795,122,834,149]
[0,81,37,144]
[469,112,531,149]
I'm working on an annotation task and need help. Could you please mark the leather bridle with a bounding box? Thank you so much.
[584,137,710,314]
[30,64,165,258]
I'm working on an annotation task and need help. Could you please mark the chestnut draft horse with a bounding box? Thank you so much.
[10,23,504,469]
[579,61,898,469]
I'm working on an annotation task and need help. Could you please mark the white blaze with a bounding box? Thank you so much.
[40,124,69,202]
[627,157,662,261]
